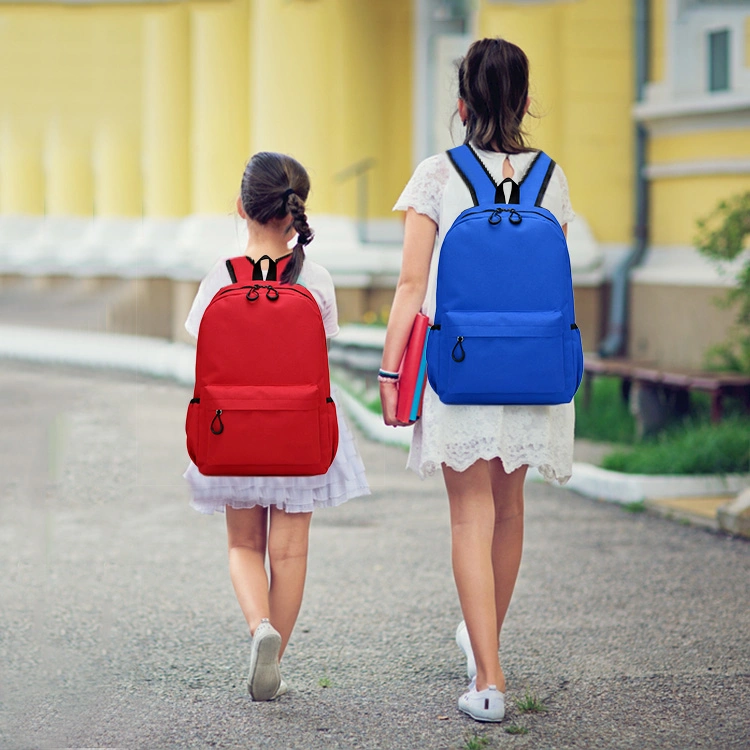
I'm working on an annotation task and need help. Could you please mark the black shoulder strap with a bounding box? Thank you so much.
[447,145,555,206]
[517,151,556,207]
[225,259,237,283]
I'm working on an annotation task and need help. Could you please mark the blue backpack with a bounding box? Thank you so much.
[426,144,584,405]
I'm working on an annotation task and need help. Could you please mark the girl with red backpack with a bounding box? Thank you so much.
[184,152,370,701]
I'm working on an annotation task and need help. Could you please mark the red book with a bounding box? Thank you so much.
[396,313,431,423]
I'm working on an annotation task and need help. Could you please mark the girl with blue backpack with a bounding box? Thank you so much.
[381,38,577,723]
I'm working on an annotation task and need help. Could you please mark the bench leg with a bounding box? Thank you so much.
[632,381,669,439]
[710,392,723,423]
[621,377,631,405]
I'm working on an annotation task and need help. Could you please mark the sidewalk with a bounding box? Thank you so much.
[1,311,747,536]
[1,359,748,749]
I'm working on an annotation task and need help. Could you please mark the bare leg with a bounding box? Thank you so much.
[444,460,502,692]
[488,459,527,668]
[267,507,313,658]
[226,505,270,635]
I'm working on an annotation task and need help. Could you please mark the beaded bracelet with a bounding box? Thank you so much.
[378,368,400,384]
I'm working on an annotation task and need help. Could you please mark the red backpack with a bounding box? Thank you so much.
[186,254,339,476]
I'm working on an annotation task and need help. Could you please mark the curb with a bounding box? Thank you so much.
[1,323,747,536]
[564,462,750,504]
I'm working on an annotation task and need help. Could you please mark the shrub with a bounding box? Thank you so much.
[574,376,636,444]
[601,417,750,475]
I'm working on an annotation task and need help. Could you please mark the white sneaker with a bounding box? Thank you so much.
[271,678,288,700]
[455,621,477,680]
[458,684,505,723]
[247,619,281,701]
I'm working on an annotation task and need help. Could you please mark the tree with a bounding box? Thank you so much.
[695,192,750,374]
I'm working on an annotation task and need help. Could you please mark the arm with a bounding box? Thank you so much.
[380,209,437,426]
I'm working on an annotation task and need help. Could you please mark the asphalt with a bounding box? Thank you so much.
[1,360,749,750]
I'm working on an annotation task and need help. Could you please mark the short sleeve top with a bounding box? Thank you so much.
[393,148,575,228]
[393,147,575,320]
[185,257,339,339]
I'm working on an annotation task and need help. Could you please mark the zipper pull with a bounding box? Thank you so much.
[489,208,504,225]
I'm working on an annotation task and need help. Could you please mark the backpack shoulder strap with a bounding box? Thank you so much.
[449,145,555,206]
[447,145,499,206]
[225,253,293,284]
[518,151,556,208]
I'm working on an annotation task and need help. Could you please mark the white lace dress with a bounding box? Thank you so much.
[394,148,577,483]
[183,257,371,514]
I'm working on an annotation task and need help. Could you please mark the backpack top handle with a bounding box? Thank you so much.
[225,253,294,285]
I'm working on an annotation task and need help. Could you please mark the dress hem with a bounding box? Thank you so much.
[409,453,572,486]
[190,485,371,515]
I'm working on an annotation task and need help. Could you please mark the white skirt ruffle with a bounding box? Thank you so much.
[407,384,575,484]
[184,388,370,514]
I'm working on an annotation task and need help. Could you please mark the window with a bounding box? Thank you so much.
[708,29,730,92]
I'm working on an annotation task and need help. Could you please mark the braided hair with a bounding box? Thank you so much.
[239,152,313,284]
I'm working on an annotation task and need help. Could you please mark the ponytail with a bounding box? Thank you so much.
[457,38,532,154]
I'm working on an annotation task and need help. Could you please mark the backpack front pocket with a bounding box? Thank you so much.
[196,384,323,474]
[436,310,568,403]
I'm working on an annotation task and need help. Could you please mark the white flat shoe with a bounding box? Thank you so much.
[247,619,281,701]
[271,678,288,700]
[458,684,505,723]
[455,621,477,680]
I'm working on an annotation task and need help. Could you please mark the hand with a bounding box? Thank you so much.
[380,381,413,427]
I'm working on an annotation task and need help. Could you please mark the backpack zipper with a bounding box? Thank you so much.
[443,206,565,246]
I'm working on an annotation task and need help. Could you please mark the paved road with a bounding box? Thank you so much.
[1,361,748,750]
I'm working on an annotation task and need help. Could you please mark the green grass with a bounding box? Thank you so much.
[504,725,530,735]
[622,500,646,513]
[574,376,636,444]
[330,373,382,416]
[317,675,332,688]
[514,690,546,714]
[601,416,750,475]
[462,732,490,750]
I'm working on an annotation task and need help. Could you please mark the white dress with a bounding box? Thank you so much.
[183,256,371,514]
[394,148,577,484]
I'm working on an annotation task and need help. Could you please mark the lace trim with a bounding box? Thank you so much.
[407,389,575,486]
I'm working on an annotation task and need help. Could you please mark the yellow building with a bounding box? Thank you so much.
[0,0,748,367]
[630,0,750,369]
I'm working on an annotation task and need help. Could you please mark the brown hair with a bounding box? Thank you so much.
[457,38,532,154]
[239,152,313,284]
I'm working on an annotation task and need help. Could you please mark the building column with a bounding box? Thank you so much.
[44,119,93,216]
[190,0,249,214]
[249,0,337,213]
[93,124,142,216]
[142,4,190,217]
[0,118,44,215]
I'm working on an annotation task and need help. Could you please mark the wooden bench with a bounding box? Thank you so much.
[583,355,750,431]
